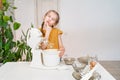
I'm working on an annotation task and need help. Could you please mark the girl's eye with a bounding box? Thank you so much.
[47,15,51,18]
[47,15,56,21]
[51,18,55,21]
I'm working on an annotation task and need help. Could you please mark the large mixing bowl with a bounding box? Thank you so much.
[42,49,60,66]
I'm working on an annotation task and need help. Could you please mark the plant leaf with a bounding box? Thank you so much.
[10,16,13,22]
[2,0,6,4]
[12,7,17,9]
[31,23,34,28]
[5,27,13,39]
[2,21,8,27]
[3,16,10,22]
[0,10,4,15]
[13,22,21,30]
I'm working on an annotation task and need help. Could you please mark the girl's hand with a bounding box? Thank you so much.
[44,22,52,40]
[59,47,65,57]
[45,22,52,30]
[39,42,46,50]
[39,39,48,50]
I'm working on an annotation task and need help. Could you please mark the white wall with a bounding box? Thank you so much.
[14,0,120,60]
[36,0,59,27]
[14,0,36,40]
[59,0,120,60]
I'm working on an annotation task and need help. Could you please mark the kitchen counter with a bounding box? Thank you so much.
[0,62,116,80]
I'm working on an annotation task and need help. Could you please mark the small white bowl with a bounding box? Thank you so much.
[64,57,75,65]
[77,57,89,64]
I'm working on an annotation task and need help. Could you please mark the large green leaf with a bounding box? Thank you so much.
[0,21,8,27]
[10,41,16,49]
[3,16,10,22]
[0,10,4,15]
[4,41,10,50]
[2,0,9,11]
[2,0,6,4]
[13,22,21,30]
[10,16,13,22]
[5,27,13,39]
[3,52,16,64]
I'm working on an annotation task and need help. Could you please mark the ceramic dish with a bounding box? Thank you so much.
[77,57,89,64]
[63,57,75,65]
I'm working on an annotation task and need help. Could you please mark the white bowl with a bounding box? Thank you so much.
[64,57,75,65]
[42,49,60,66]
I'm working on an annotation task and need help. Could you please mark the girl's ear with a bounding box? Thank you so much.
[43,17,45,21]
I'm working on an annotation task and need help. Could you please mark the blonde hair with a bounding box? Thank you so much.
[41,10,60,36]
[43,10,60,26]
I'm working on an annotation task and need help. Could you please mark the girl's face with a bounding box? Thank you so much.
[44,12,58,27]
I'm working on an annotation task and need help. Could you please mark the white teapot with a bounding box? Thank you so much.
[27,28,42,49]
[27,28,43,66]
[42,49,60,66]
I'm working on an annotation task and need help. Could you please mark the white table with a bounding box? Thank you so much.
[0,62,116,80]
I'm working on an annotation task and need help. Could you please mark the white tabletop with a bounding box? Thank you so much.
[0,62,116,80]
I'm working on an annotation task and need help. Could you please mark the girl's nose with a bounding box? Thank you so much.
[49,17,52,21]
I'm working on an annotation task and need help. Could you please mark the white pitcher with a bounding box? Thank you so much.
[27,28,43,66]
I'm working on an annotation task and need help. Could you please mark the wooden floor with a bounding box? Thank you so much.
[99,61,120,80]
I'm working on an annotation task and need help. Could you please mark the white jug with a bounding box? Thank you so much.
[27,28,42,49]
[42,49,60,66]
[27,28,43,66]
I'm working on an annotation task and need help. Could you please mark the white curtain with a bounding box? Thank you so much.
[35,0,59,28]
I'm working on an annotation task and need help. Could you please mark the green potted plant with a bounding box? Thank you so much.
[0,0,32,64]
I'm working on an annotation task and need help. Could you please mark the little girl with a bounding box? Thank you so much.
[39,10,65,58]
